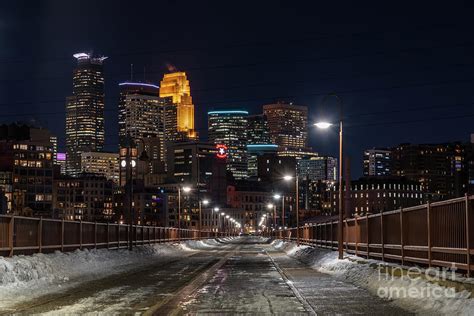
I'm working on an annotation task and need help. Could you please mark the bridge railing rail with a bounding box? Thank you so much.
[0,215,229,257]
[272,195,474,275]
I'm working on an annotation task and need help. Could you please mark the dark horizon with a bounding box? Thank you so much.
[1,1,474,177]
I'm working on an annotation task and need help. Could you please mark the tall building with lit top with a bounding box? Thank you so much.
[66,52,107,177]
[118,82,177,164]
[263,101,308,150]
[159,72,196,139]
[208,110,248,179]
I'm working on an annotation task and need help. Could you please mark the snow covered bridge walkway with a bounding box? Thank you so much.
[0,237,408,315]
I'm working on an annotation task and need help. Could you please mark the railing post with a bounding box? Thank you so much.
[94,222,97,249]
[79,220,83,250]
[366,213,370,259]
[400,208,404,266]
[427,202,431,268]
[106,222,110,249]
[465,194,471,277]
[38,217,43,253]
[355,217,358,257]
[61,219,65,252]
[381,210,384,262]
[9,215,14,257]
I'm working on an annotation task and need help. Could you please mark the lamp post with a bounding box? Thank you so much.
[121,135,149,251]
[225,215,230,236]
[283,175,299,246]
[273,194,283,227]
[177,185,191,242]
[314,93,344,260]
[199,199,209,238]
[213,207,220,237]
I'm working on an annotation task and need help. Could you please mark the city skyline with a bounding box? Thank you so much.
[2,2,474,178]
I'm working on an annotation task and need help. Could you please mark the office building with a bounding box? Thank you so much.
[167,141,218,186]
[118,81,177,165]
[247,114,271,144]
[247,144,278,178]
[363,148,392,177]
[208,110,249,179]
[53,173,114,221]
[330,177,424,216]
[0,124,54,216]
[297,156,337,182]
[392,143,467,200]
[263,101,308,150]
[81,151,119,184]
[66,52,107,176]
[159,71,197,139]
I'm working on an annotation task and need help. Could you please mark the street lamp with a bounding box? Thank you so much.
[178,185,192,242]
[283,175,299,246]
[198,199,210,238]
[267,203,276,228]
[314,93,344,260]
[273,194,285,227]
[121,135,149,251]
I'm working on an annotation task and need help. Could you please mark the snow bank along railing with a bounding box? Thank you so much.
[0,215,231,257]
[274,195,474,275]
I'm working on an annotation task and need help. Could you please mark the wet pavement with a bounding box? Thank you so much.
[3,237,409,315]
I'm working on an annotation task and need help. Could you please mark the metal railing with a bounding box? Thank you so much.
[272,195,474,275]
[0,215,231,257]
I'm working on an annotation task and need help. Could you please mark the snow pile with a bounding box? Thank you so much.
[0,242,189,309]
[273,240,474,315]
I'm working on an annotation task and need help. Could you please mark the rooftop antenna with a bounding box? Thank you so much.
[130,64,134,81]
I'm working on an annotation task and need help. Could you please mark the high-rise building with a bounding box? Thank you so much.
[0,124,54,216]
[81,151,119,184]
[363,148,392,176]
[392,143,467,200]
[66,52,107,176]
[298,156,337,182]
[118,81,177,166]
[159,72,196,139]
[167,141,218,186]
[263,101,308,150]
[208,110,249,180]
[53,173,114,221]
[247,114,271,144]
[247,144,278,178]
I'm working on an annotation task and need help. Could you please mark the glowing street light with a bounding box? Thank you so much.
[314,93,344,260]
[283,174,299,245]
[313,122,332,129]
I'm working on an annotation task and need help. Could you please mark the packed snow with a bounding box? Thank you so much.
[272,240,474,315]
[0,238,233,311]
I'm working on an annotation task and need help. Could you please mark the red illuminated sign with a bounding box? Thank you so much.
[216,144,228,159]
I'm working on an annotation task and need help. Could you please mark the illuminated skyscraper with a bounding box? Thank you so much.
[263,101,308,150]
[208,110,248,179]
[118,82,177,180]
[159,72,196,138]
[66,52,107,176]
[247,114,271,145]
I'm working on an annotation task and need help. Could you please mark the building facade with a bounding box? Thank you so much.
[330,177,424,217]
[392,143,467,200]
[208,110,249,180]
[247,114,271,144]
[363,148,392,177]
[66,52,107,176]
[118,81,177,166]
[297,156,337,182]
[263,101,308,151]
[159,71,196,139]
[0,124,55,216]
[81,151,119,184]
[53,173,114,221]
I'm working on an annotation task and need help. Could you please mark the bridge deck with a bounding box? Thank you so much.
[1,237,408,315]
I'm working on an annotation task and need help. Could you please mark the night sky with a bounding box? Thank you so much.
[1,1,474,178]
